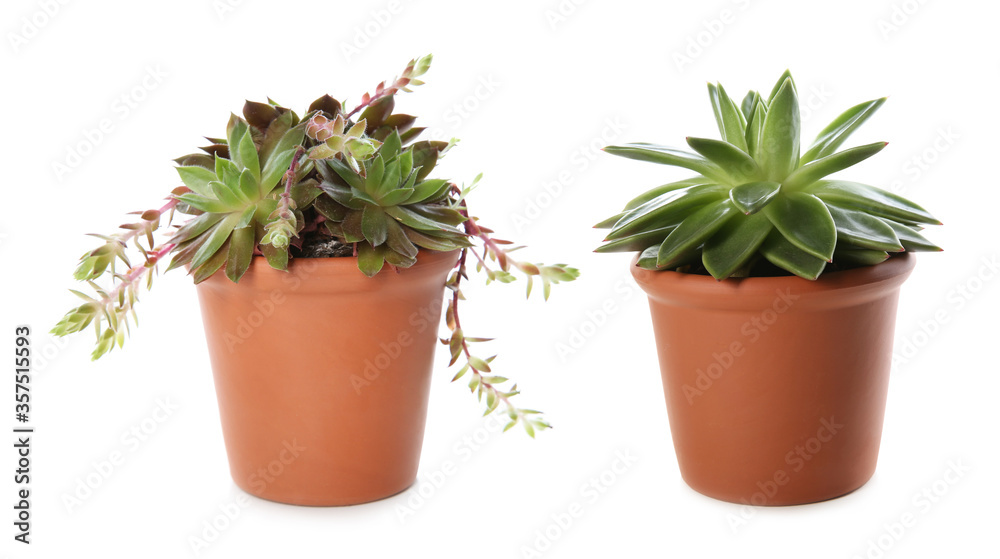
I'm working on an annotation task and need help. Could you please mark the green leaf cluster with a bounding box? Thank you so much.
[315,129,471,277]
[597,72,941,280]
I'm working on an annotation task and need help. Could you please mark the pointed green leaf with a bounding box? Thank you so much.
[361,205,389,246]
[258,110,294,164]
[226,114,248,153]
[635,245,660,269]
[707,83,748,152]
[802,98,887,164]
[366,155,384,193]
[758,78,800,181]
[808,180,940,225]
[730,181,781,215]
[604,143,730,184]
[827,205,902,252]
[380,130,402,159]
[759,229,827,280]
[606,185,728,240]
[191,214,239,269]
[405,178,451,205]
[177,193,230,214]
[261,242,288,271]
[834,248,889,267]
[783,142,888,191]
[357,242,385,277]
[767,70,795,104]
[405,228,462,252]
[238,169,258,202]
[260,148,296,195]
[657,199,737,267]
[881,219,942,252]
[192,239,230,284]
[762,192,836,261]
[740,90,759,121]
[621,177,712,211]
[385,205,464,234]
[702,212,773,279]
[176,166,217,196]
[323,157,362,190]
[686,137,760,182]
[594,226,676,253]
[375,159,402,202]
[209,181,244,210]
[385,218,418,258]
[746,101,768,160]
[225,226,255,282]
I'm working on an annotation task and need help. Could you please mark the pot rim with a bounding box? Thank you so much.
[198,249,461,295]
[630,252,916,310]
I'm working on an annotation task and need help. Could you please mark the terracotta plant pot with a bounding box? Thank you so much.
[195,250,459,506]
[631,253,915,505]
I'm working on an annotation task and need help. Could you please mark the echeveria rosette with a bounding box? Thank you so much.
[596,71,941,280]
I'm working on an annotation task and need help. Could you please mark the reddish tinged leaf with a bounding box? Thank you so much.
[307,94,342,117]
[448,329,464,365]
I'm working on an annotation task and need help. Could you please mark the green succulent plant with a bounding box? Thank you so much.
[52,55,578,436]
[596,71,941,280]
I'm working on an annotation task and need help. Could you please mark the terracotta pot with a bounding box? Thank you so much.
[195,250,459,506]
[631,253,915,505]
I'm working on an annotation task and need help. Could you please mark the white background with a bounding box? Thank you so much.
[2,0,998,557]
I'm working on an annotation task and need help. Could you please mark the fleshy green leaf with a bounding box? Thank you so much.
[802,98,886,164]
[192,239,230,284]
[707,83,748,152]
[405,178,450,204]
[209,181,244,210]
[236,129,260,181]
[758,78,800,181]
[686,137,760,183]
[357,242,385,277]
[827,205,902,252]
[657,199,737,267]
[807,180,940,225]
[594,226,675,253]
[702,212,773,279]
[380,130,402,159]
[176,166,217,196]
[621,177,712,211]
[762,192,836,261]
[261,148,296,195]
[606,185,728,240]
[746,101,768,160]
[740,91,760,121]
[767,70,795,104]
[261,242,288,271]
[834,248,889,267]
[225,226,255,282]
[783,142,887,191]
[191,214,239,269]
[730,181,781,215]
[361,205,389,246]
[385,219,419,258]
[226,114,248,154]
[881,219,942,251]
[759,229,827,280]
[604,143,730,184]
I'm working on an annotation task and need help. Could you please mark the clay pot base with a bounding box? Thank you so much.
[632,253,915,506]
[196,250,460,507]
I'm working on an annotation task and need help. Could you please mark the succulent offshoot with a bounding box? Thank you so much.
[597,71,941,280]
[52,55,577,435]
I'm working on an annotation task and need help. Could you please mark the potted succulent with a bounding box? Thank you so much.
[596,71,941,505]
[52,56,578,506]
